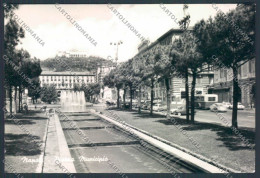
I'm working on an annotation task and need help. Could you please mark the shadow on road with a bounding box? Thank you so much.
[5,134,42,156]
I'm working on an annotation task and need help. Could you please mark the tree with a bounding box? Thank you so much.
[103,67,124,108]
[132,55,147,113]
[171,38,191,122]
[28,78,41,104]
[152,45,172,119]
[4,4,25,115]
[73,83,82,92]
[139,50,159,115]
[194,4,255,128]
[19,55,42,111]
[40,85,58,104]
[178,32,204,123]
[83,83,101,102]
[118,59,142,110]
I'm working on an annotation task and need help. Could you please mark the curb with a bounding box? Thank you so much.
[92,110,238,173]
[54,112,76,173]
[35,112,50,173]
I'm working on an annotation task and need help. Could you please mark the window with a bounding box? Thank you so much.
[238,66,241,76]
[195,96,204,101]
[208,97,216,101]
[196,90,202,95]
[242,63,247,77]
[197,78,201,84]
[224,69,227,80]
[181,91,186,99]
[220,69,223,78]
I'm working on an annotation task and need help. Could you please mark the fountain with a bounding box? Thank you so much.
[60,90,87,112]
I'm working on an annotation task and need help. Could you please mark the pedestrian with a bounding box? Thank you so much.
[24,103,28,114]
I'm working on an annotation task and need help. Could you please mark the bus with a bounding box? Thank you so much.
[195,94,218,109]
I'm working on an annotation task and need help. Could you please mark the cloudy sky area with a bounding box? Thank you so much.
[14,4,237,62]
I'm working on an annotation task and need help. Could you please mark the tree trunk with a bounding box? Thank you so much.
[165,78,171,120]
[18,85,22,112]
[14,86,17,114]
[123,88,126,109]
[130,84,133,110]
[117,87,120,109]
[138,86,142,114]
[9,85,13,115]
[150,79,154,115]
[185,69,190,122]
[191,72,197,123]
[232,67,239,128]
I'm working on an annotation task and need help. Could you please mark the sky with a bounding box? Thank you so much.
[11,4,237,62]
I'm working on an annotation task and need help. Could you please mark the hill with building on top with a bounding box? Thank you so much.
[41,56,115,72]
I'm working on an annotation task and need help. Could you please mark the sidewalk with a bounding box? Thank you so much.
[93,105,255,173]
[42,111,76,173]
[4,111,49,173]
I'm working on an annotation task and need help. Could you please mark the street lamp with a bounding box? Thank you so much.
[110,40,123,64]
[179,4,190,30]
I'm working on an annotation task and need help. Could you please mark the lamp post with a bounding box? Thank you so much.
[179,4,190,31]
[110,40,123,64]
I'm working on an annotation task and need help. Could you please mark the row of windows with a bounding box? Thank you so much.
[41,78,95,82]
[219,60,255,80]
[41,80,94,85]
[41,76,94,79]
[69,54,86,57]
[43,83,86,88]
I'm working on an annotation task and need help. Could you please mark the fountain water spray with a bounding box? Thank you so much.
[60,90,86,112]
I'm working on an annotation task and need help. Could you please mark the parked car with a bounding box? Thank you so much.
[229,102,245,110]
[222,102,232,109]
[237,103,245,110]
[210,103,227,112]
[132,99,138,108]
[153,103,167,112]
[106,100,116,107]
[172,105,196,116]
[142,100,151,110]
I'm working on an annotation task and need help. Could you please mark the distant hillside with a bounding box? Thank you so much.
[41,56,115,72]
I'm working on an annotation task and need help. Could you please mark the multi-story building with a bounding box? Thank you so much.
[132,28,214,103]
[39,71,96,91]
[57,49,88,58]
[96,64,117,100]
[209,59,256,107]
[96,65,116,84]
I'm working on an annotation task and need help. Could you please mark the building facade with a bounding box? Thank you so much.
[96,64,117,100]
[132,28,214,103]
[39,71,96,90]
[57,50,88,58]
[209,59,256,107]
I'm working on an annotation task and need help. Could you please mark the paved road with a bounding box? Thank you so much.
[59,111,203,173]
[192,109,255,129]
[161,109,255,129]
[95,103,255,129]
